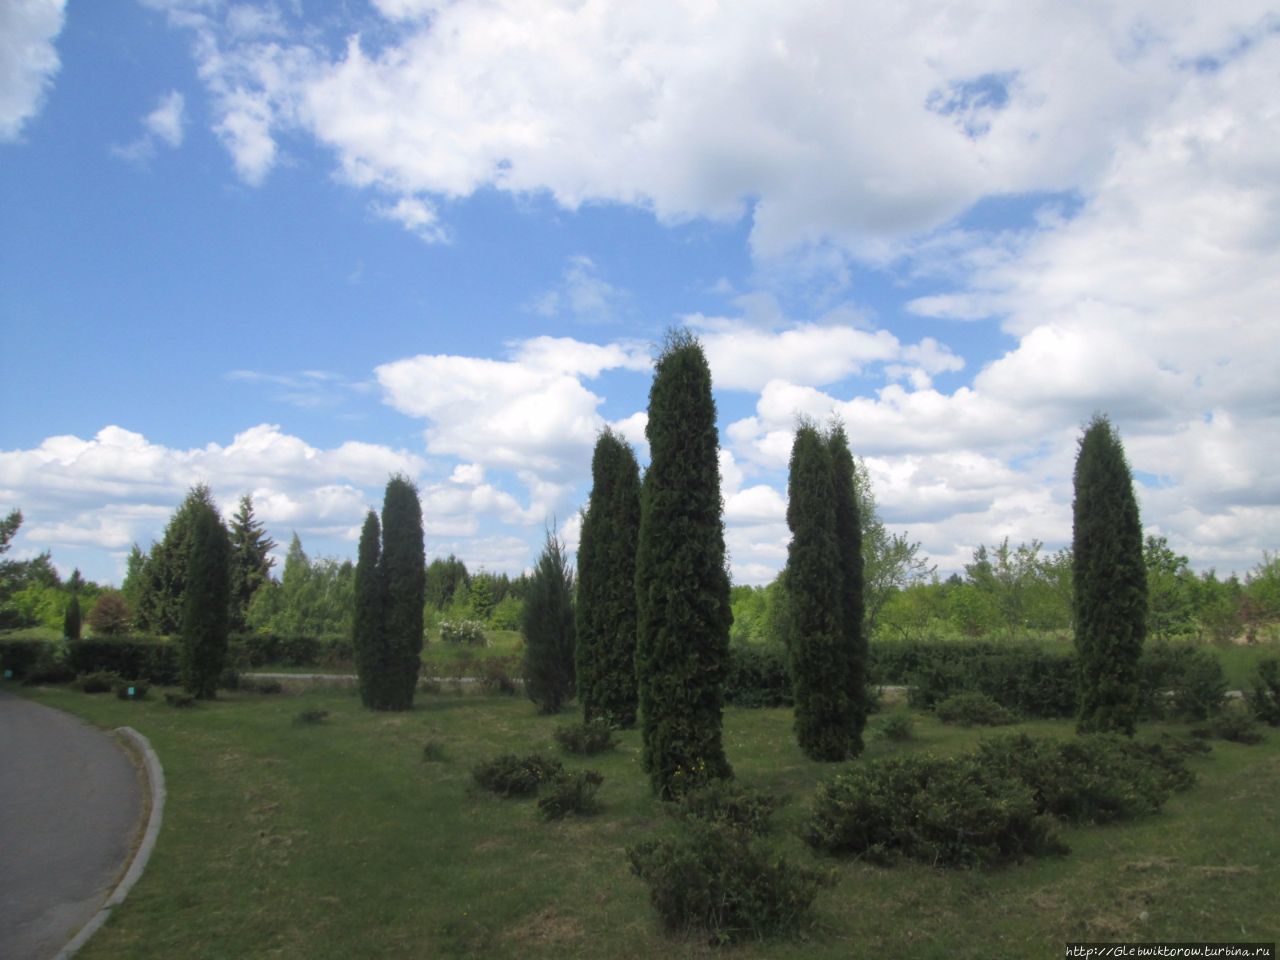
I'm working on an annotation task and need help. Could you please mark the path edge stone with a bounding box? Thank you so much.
[54,727,166,960]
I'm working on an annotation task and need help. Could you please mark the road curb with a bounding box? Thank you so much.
[54,727,165,960]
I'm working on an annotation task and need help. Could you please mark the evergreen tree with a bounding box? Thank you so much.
[785,422,849,760]
[522,528,577,714]
[635,329,732,798]
[1073,414,1147,735]
[137,485,216,634]
[63,593,82,640]
[353,510,387,709]
[828,422,868,756]
[377,475,425,711]
[181,498,231,699]
[576,428,642,727]
[424,554,470,610]
[121,544,147,613]
[228,494,276,632]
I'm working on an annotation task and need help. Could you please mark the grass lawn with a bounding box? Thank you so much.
[11,680,1279,960]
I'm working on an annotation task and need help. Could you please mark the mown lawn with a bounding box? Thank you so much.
[12,681,1280,959]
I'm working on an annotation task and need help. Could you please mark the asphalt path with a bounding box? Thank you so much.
[0,691,144,960]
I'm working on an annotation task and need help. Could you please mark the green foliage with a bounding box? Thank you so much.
[1249,657,1280,725]
[424,554,470,611]
[724,641,792,707]
[875,711,914,742]
[673,781,781,839]
[87,591,132,636]
[0,637,50,679]
[537,770,604,820]
[471,753,566,797]
[896,641,1078,718]
[628,818,831,945]
[553,717,618,755]
[63,593,81,640]
[228,495,276,633]
[964,539,1074,638]
[353,510,386,709]
[934,691,1015,726]
[137,485,216,635]
[438,619,487,645]
[67,637,181,684]
[488,595,523,631]
[827,425,868,746]
[181,497,232,699]
[1138,641,1227,721]
[1073,414,1148,735]
[805,751,1065,867]
[227,633,351,669]
[576,428,642,728]
[1192,710,1265,745]
[164,691,195,708]
[421,739,446,763]
[295,708,330,725]
[786,421,855,761]
[247,536,355,638]
[1145,536,1197,641]
[371,478,430,711]
[78,670,122,694]
[635,329,733,798]
[521,529,576,714]
[114,679,149,700]
[475,656,519,695]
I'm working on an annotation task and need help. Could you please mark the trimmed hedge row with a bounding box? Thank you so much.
[0,639,47,679]
[226,633,355,669]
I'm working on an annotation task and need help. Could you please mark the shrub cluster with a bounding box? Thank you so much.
[554,718,618,755]
[471,753,566,797]
[934,692,1015,727]
[628,818,831,944]
[78,670,121,694]
[66,638,180,685]
[1248,657,1280,726]
[1138,642,1227,721]
[475,657,519,695]
[673,781,781,838]
[439,620,487,646]
[874,712,914,742]
[805,733,1196,867]
[1192,711,1265,745]
[537,770,604,820]
[901,643,1076,718]
[724,642,793,708]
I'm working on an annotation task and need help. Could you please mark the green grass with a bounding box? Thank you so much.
[10,679,1279,959]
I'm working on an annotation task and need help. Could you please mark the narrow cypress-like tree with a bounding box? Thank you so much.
[353,510,387,709]
[635,329,732,798]
[786,421,850,760]
[181,499,231,699]
[63,593,82,640]
[523,529,577,714]
[1073,414,1147,734]
[378,476,425,711]
[576,429,642,727]
[828,422,868,755]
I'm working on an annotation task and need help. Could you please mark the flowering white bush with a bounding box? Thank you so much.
[439,619,488,646]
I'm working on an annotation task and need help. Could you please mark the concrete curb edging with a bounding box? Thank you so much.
[54,727,166,960]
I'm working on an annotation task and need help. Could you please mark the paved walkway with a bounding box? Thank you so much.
[0,691,144,960]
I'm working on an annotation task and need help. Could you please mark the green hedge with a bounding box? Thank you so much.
[67,637,181,685]
[226,633,354,669]
[724,642,792,707]
[0,639,48,679]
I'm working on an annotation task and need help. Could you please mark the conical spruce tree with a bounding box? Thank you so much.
[228,494,276,633]
[353,510,387,709]
[828,422,868,755]
[786,421,851,761]
[181,498,232,699]
[1073,414,1147,735]
[635,329,733,798]
[63,593,82,640]
[376,476,425,711]
[138,485,217,634]
[523,529,577,714]
[576,429,642,727]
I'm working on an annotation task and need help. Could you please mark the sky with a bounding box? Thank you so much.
[1,0,1278,589]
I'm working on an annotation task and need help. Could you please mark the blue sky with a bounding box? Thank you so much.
[2,0,1278,587]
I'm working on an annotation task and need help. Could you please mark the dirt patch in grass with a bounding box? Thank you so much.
[503,906,586,950]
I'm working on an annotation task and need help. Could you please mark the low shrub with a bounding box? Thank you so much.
[218,666,241,691]
[804,752,1064,867]
[164,691,196,708]
[1248,658,1280,726]
[537,770,604,820]
[476,657,519,695]
[114,679,149,700]
[78,670,121,694]
[245,678,284,695]
[1139,642,1228,721]
[875,712,914,742]
[674,781,781,838]
[974,733,1189,824]
[472,753,565,798]
[422,739,447,763]
[439,620,488,646]
[934,692,1015,726]
[628,819,832,944]
[554,718,618,755]
[902,644,1076,718]
[295,708,330,725]
[724,642,792,708]
[1192,711,1265,745]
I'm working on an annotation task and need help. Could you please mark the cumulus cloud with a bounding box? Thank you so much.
[0,0,66,141]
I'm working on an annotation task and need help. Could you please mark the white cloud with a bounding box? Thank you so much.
[113,90,187,162]
[531,255,628,323]
[371,195,448,243]
[0,0,66,141]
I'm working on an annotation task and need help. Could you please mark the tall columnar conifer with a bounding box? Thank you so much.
[376,476,425,711]
[786,421,850,760]
[353,510,387,709]
[828,422,868,754]
[635,329,732,798]
[576,429,642,727]
[522,529,577,714]
[138,485,217,634]
[1073,414,1147,735]
[181,498,231,699]
[63,593,82,640]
